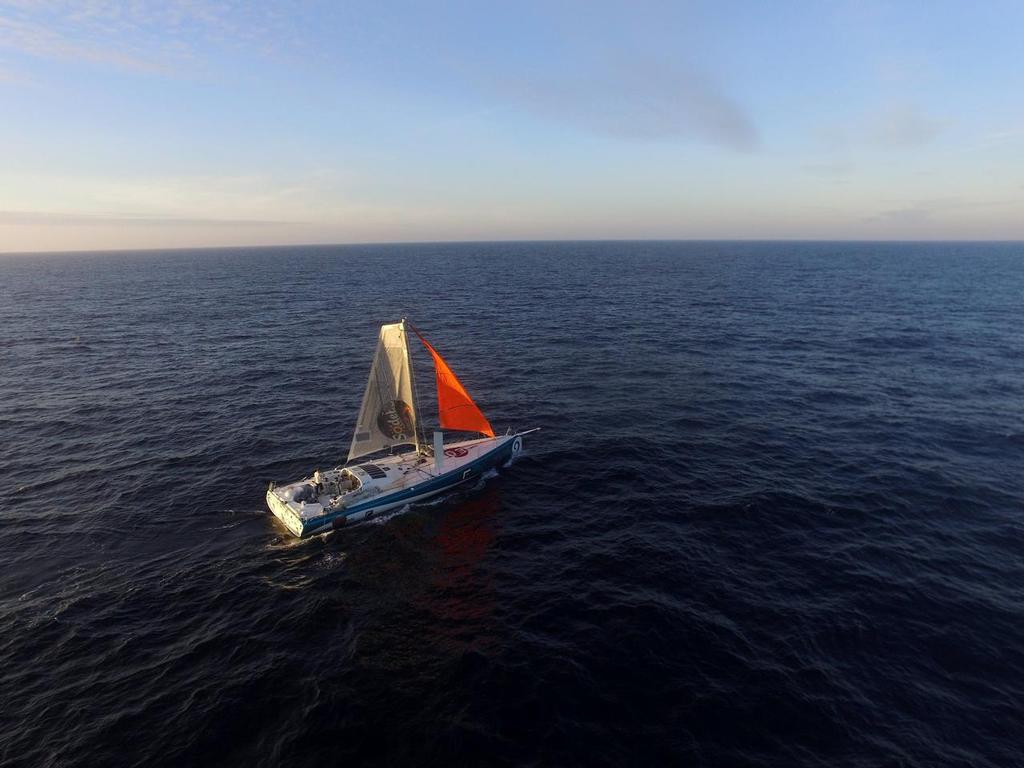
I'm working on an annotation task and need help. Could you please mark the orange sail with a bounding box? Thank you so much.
[411,327,495,438]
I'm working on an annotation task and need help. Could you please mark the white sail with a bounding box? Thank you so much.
[347,322,419,462]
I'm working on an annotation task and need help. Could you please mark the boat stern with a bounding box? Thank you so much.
[266,486,313,538]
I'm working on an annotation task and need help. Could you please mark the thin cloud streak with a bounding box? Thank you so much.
[0,210,293,226]
[499,58,758,151]
[865,197,1013,227]
[0,15,167,71]
[868,104,948,148]
[0,1,298,74]
[0,62,28,81]
[818,103,949,152]
[801,162,854,178]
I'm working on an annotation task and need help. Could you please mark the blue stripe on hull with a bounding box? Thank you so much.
[299,437,515,536]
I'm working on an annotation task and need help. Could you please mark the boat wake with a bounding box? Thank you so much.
[317,551,348,569]
[366,505,412,526]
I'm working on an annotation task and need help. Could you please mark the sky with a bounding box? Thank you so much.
[1,0,1023,252]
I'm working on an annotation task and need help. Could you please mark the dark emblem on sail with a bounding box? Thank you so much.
[377,399,414,441]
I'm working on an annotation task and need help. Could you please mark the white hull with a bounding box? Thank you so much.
[267,433,525,537]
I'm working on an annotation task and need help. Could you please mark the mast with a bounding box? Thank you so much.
[400,318,423,454]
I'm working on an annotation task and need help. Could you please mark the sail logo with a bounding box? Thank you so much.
[377,399,415,441]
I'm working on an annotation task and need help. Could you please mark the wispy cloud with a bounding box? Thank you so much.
[0,170,346,235]
[0,209,291,226]
[801,161,853,179]
[0,61,28,81]
[819,102,949,151]
[0,14,168,72]
[867,104,947,148]
[976,125,1024,148]
[0,1,298,74]
[866,197,1009,226]
[499,57,758,151]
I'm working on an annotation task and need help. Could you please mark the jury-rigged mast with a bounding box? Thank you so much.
[347,322,420,463]
[399,319,423,454]
[347,320,494,464]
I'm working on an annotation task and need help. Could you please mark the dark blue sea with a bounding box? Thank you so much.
[1,241,1022,767]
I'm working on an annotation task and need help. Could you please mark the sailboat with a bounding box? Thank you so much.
[266,320,533,537]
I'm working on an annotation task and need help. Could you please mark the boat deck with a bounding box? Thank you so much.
[267,435,518,536]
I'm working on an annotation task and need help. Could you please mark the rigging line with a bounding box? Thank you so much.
[403,318,428,455]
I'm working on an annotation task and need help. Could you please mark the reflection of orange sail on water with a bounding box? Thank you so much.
[411,326,495,437]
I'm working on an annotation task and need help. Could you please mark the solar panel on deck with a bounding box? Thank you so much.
[360,464,388,479]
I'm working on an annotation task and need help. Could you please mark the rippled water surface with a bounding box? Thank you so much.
[1,241,1022,766]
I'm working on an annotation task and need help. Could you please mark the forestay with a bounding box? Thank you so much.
[347,322,419,462]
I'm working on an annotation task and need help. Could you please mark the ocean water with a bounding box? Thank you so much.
[1,241,1022,767]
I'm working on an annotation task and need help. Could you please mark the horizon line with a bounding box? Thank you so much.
[2,236,1023,257]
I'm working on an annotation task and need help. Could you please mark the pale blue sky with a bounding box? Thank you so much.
[1,0,1022,251]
